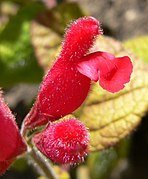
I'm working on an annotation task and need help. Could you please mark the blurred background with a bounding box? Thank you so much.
[0,0,148,179]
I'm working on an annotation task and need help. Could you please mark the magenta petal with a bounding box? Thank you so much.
[77,51,133,93]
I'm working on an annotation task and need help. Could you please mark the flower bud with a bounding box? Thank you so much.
[0,93,27,175]
[33,119,89,165]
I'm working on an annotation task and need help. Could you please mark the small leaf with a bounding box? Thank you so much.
[79,36,148,152]
[124,36,148,63]
[31,2,86,71]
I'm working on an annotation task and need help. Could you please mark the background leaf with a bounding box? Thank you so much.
[87,138,130,179]
[0,3,45,87]
[124,36,148,63]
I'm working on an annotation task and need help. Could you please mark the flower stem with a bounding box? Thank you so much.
[21,122,58,179]
[27,146,58,179]
[20,120,27,137]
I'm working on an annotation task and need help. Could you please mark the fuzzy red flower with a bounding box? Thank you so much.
[24,16,133,129]
[0,93,27,175]
[33,119,89,164]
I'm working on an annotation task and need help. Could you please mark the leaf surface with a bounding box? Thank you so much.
[124,36,148,63]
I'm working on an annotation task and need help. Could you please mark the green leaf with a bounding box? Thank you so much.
[87,149,118,179]
[79,36,148,152]
[87,139,130,179]
[0,3,45,87]
[124,36,148,63]
[11,158,28,172]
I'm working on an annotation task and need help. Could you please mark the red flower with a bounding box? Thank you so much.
[33,119,89,164]
[24,16,133,129]
[0,93,27,175]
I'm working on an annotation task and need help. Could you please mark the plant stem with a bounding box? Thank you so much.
[21,121,58,179]
[28,146,58,179]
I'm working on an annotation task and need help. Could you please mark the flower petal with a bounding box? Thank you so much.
[77,51,133,93]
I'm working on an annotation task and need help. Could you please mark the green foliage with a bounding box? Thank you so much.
[0,2,45,87]
[88,149,118,179]
[87,139,130,179]
[11,158,28,173]
[124,36,148,63]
